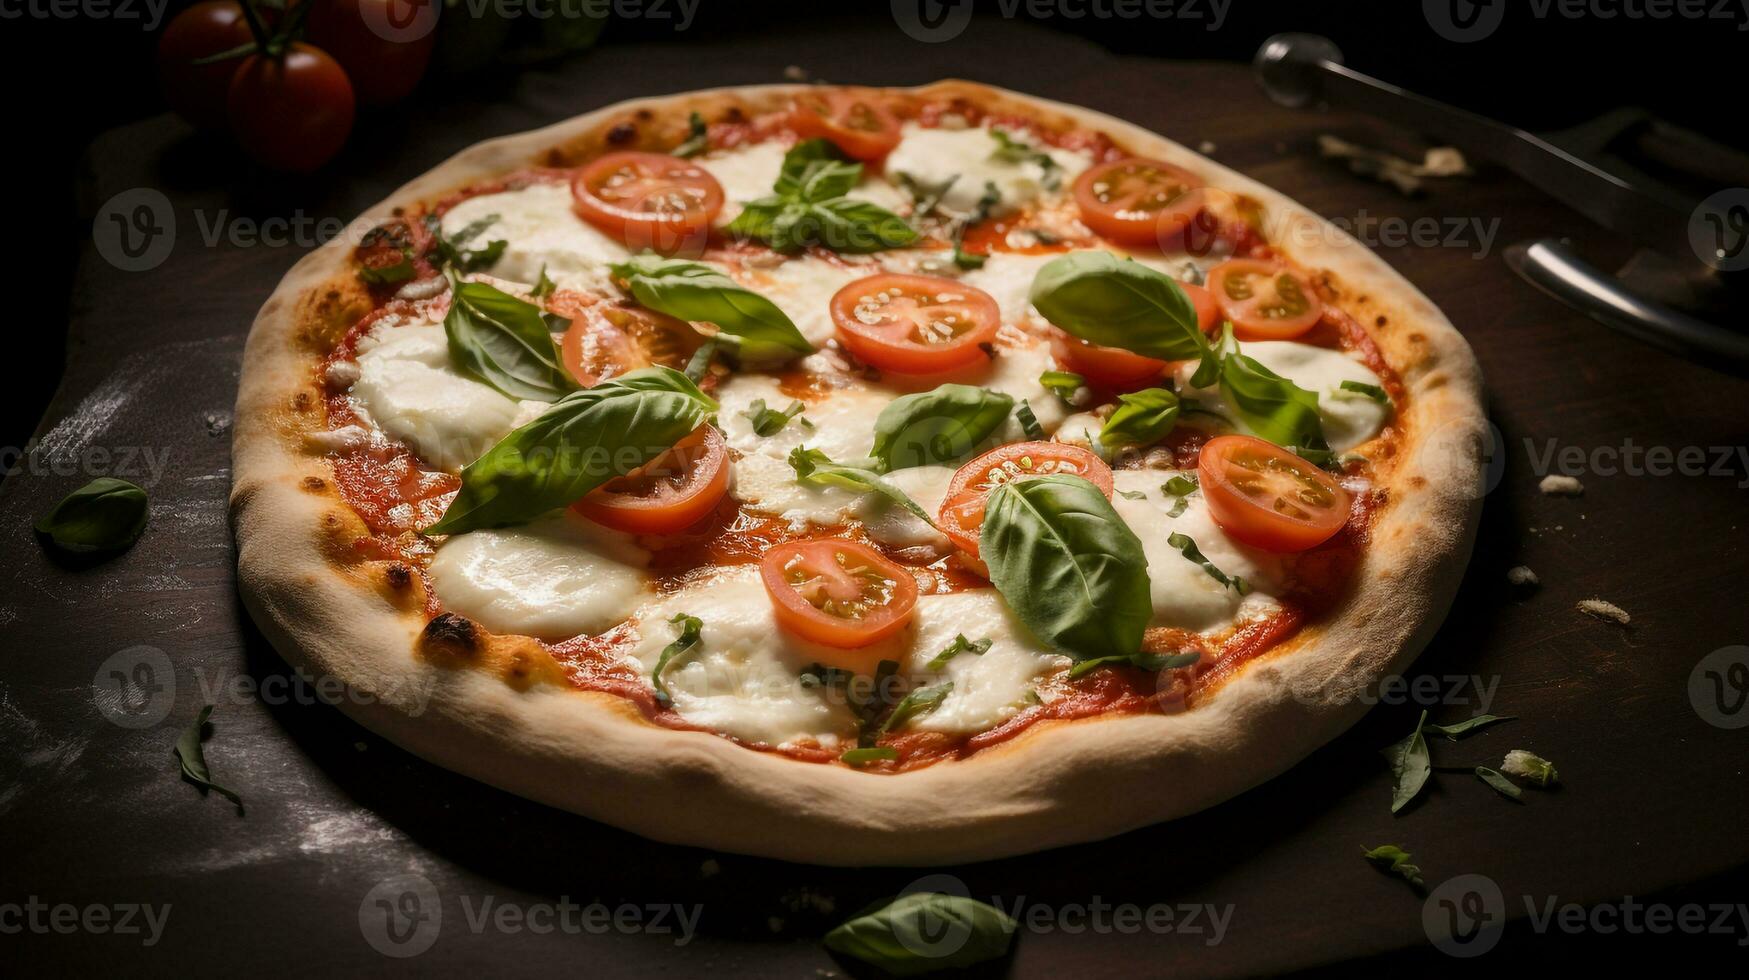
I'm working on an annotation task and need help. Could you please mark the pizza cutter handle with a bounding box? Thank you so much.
[1506,238,1749,378]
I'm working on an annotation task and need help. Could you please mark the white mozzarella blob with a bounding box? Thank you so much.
[699,141,913,225]
[1174,340,1391,451]
[625,569,859,746]
[428,511,651,641]
[350,322,527,472]
[959,252,1058,325]
[1109,470,1283,633]
[852,465,954,549]
[441,183,629,293]
[716,374,886,462]
[733,257,869,348]
[899,591,1069,734]
[885,124,1091,216]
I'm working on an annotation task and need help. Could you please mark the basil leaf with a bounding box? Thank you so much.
[1422,714,1515,740]
[1098,387,1180,447]
[1475,766,1525,803]
[1165,497,1190,518]
[1066,650,1199,679]
[651,613,702,705]
[1015,400,1044,440]
[683,338,718,382]
[925,634,992,670]
[990,127,1060,188]
[1029,251,1209,360]
[531,264,557,299]
[428,367,717,535]
[1339,379,1391,404]
[726,139,917,253]
[1039,369,1084,402]
[1383,709,1432,814]
[1116,489,1146,500]
[1166,532,1248,594]
[672,111,709,158]
[789,447,940,529]
[35,477,148,554]
[1362,844,1425,892]
[1218,344,1333,465]
[426,213,507,272]
[880,682,953,733]
[739,398,810,436]
[841,746,898,766]
[444,274,579,401]
[981,474,1152,659]
[1162,474,1198,497]
[824,892,1017,976]
[610,254,813,364]
[174,705,243,810]
[871,384,1014,471]
[950,181,1000,269]
[774,138,857,198]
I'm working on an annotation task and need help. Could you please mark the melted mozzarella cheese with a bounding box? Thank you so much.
[733,257,870,348]
[1109,470,1283,632]
[959,252,1057,325]
[900,590,1069,734]
[1175,340,1391,451]
[350,322,532,472]
[914,338,1068,435]
[428,512,651,640]
[885,124,1091,217]
[625,568,859,746]
[853,464,954,548]
[698,141,912,225]
[441,183,628,293]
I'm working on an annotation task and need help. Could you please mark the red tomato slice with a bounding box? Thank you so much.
[830,274,1001,375]
[1047,280,1216,389]
[938,442,1114,574]
[572,426,730,535]
[760,540,919,653]
[561,301,702,387]
[571,152,724,255]
[1207,259,1324,340]
[1073,157,1206,247]
[789,89,903,162]
[1198,435,1351,552]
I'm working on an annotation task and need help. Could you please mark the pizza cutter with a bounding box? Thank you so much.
[1253,33,1749,377]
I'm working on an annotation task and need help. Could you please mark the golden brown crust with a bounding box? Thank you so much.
[231,81,1485,866]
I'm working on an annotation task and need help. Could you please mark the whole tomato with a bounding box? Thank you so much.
[157,0,257,129]
[227,43,357,172]
[305,0,438,106]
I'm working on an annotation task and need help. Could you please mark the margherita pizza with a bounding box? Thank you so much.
[231,82,1485,865]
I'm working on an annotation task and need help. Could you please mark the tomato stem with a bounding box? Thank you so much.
[236,0,271,48]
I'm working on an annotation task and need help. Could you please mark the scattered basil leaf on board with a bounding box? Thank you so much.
[872,384,1015,471]
[444,273,579,401]
[1422,714,1515,740]
[672,111,709,158]
[1039,369,1084,402]
[1066,650,1199,679]
[1166,532,1248,594]
[739,398,810,436]
[980,474,1153,660]
[1098,387,1181,447]
[725,139,917,253]
[428,367,717,535]
[1382,710,1432,814]
[789,447,940,529]
[651,613,703,705]
[926,634,993,670]
[1474,766,1525,803]
[174,705,243,810]
[610,254,813,365]
[824,892,1018,976]
[1028,251,1209,361]
[1339,379,1391,404]
[1362,844,1425,892]
[841,746,898,766]
[880,683,953,733]
[35,477,148,555]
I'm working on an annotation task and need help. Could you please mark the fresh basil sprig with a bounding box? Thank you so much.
[1167,532,1248,594]
[926,634,992,670]
[444,273,579,401]
[651,613,703,705]
[725,139,917,253]
[788,447,940,529]
[1098,387,1181,448]
[35,477,148,554]
[824,893,1017,975]
[174,705,243,810]
[739,398,810,436]
[427,366,717,535]
[871,384,1014,471]
[980,474,1152,659]
[1210,325,1333,465]
[610,254,813,365]
[1029,251,1208,361]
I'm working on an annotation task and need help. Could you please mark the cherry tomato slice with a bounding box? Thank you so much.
[1073,157,1206,247]
[830,273,1001,375]
[789,89,903,162]
[1198,435,1351,553]
[573,426,730,535]
[938,442,1114,573]
[1047,280,1216,390]
[1207,259,1324,340]
[760,540,919,653]
[571,151,724,255]
[561,301,704,387]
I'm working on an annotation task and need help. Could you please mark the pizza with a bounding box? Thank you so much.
[232,81,1485,865]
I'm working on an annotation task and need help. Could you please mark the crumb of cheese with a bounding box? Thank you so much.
[1539,474,1585,496]
[1507,566,1539,587]
[1577,598,1630,625]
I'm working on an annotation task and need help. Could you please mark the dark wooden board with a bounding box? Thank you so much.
[3,16,1746,976]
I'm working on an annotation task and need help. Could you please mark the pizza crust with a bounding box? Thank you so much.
[232,81,1485,865]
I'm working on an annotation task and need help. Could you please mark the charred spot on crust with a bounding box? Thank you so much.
[292,390,314,412]
[301,475,328,492]
[723,106,746,123]
[422,613,480,657]
[385,563,413,590]
[607,122,637,145]
[1375,315,1388,328]
[634,108,653,121]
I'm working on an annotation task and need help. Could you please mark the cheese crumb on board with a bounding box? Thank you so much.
[1506,566,1539,587]
[1576,598,1631,625]
[1539,474,1585,496]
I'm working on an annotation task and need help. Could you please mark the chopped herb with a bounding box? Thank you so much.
[1166,497,1190,518]
[926,634,992,670]
[531,264,557,300]
[174,705,243,811]
[739,398,810,436]
[1067,650,1199,679]
[990,128,1060,189]
[672,111,710,158]
[1039,369,1084,402]
[951,181,1000,269]
[1362,844,1425,892]
[1339,379,1391,404]
[1423,714,1515,740]
[651,613,703,705]
[1015,400,1044,439]
[683,338,718,382]
[1474,766,1525,803]
[880,682,954,734]
[424,213,507,273]
[1117,489,1147,500]
[1162,474,1199,497]
[1167,531,1248,594]
[841,746,898,766]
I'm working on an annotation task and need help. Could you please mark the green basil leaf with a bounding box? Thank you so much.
[1362,844,1425,892]
[841,746,898,766]
[1116,489,1146,500]
[1162,474,1198,497]
[950,181,1001,269]
[775,138,858,198]
[1383,710,1432,814]
[174,704,243,810]
[1039,369,1084,402]
[651,613,702,705]
[1339,379,1391,404]
[739,398,810,437]
[981,474,1152,659]
[1029,251,1209,360]
[1165,532,1249,594]
[1098,387,1180,447]
[789,447,940,529]
[444,275,579,401]
[990,128,1059,184]
[1218,345,1334,465]
[880,682,953,733]
[531,264,557,299]
[683,338,718,382]
[610,254,813,365]
[925,634,993,670]
[428,366,717,535]
[35,477,148,554]
[1165,496,1190,518]
[1422,714,1515,740]
[871,384,1015,471]
[426,213,507,272]
[1015,400,1044,440]
[726,140,917,253]
[1066,650,1199,679]
[824,892,1017,977]
[1475,766,1525,803]
[672,111,709,158]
